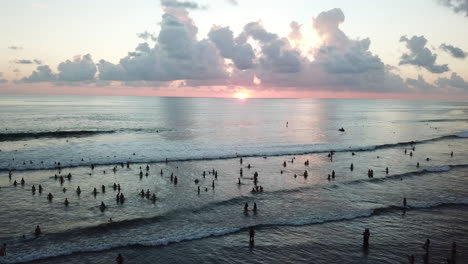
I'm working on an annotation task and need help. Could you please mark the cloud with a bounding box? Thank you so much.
[14,59,33,64]
[406,75,437,90]
[19,65,57,83]
[137,31,157,41]
[399,35,449,73]
[438,0,468,16]
[57,54,97,81]
[16,7,454,95]
[8,46,23,50]
[226,0,238,5]
[99,8,226,82]
[312,9,385,74]
[160,0,206,10]
[239,21,303,73]
[208,26,255,69]
[288,21,302,41]
[13,59,42,65]
[440,43,467,59]
[436,72,468,90]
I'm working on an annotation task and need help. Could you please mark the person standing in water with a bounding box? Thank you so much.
[249,226,255,245]
[363,228,370,249]
[116,253,124,264]
[35,225,41,236]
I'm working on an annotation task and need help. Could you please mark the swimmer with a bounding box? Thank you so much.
[64,198,69,206]
[76,186,81,195]
[35,225,41,236]
[100,202,107,211]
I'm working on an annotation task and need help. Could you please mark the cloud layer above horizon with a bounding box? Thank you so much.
[10,1,468,95]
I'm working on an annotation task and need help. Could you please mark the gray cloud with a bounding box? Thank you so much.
[438,0,468,16]
[440,43,467,58]
[312,9,385,74]
[13,59,42,65]
[16,7,454,95]
[8,46,22,50]
[160,0,206,10]
[20,65,57,83]
[240,21,303,73]
[405,75,437,90]
[399,35,449,73]
[98,8,226,82]
[226,0,238,5]
[14,59,33,64]
[436,72,468,90]
[57,54,97,81]
[137,31,157,41]
[208,26,255,69]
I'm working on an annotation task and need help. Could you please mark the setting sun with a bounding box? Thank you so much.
[233,91,249,100]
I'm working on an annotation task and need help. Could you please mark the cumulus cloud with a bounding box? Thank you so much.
[160,0,206,10]
[20,65,57,83]
[240,21,303,73]
[312,9,384,74]
[99,8,226,82]
[8,46,22,50]
[440,43,467,59]
[399,35,449,73]
[57,54,97,81]
[17,7,460,95]
[208,26,255,69]
[436,72,468,90]
[438,0,468,16]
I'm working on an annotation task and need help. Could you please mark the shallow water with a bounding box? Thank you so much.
[0,96,467,263]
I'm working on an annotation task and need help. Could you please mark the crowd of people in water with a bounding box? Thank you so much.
[0,139,460,263]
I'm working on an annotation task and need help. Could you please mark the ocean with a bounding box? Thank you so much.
[0,95,467,263]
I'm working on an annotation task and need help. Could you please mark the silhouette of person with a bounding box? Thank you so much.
[363,228,370,249]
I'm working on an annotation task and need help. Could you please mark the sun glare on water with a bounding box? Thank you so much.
[233,92,249,100]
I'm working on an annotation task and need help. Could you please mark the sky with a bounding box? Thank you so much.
[0,0,467,99]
